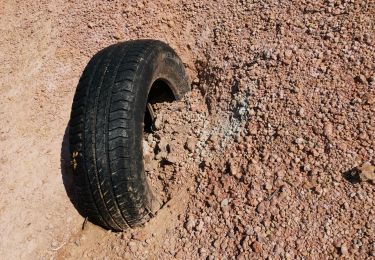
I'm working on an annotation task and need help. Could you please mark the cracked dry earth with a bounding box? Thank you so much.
[0,0,374,259]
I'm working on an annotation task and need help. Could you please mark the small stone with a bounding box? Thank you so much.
[154,115,163,130]
[324,122,333,139]
[157,138,168,153]
[143,140,151,155]
[145,160,158,172]
[185,217,195,231]
[355,74,367,84]
[229,163,238,176]
[340,244,348,255]
[274,179,284,189]
[128,241,137,253]
[295,137,305,144]
[198,247,206,256]
[220,198,229,208]
[284,49,293,59]
[209,133,220,145]
[113,33,121,40]
[87,22,94,28]
[358,162,375,183]
[251,241,263,253]
[166,154,178,164]
[195,220,204,231]
[185,137,197,152]
[314,186,323,195]
[256,200,270,214]
[131,230,148,241]
[155,151,167,160]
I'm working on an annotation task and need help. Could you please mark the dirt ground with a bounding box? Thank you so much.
[0,0,374,259]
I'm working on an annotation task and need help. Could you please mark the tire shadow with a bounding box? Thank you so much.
[60,123,86,218]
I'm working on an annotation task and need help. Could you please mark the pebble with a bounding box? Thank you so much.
[220,198,229,208]
[195,220,204,231]
[251,241,263,253]
[157,138,169,153]
[229,163,238,176]
[323,122,333,139]
[185,137,197,152]
[295,137,305,144]
[256,200,270,214]
[131,230,148,241]
[198,247,206,256]
[358,162,375,183]
[340,244,348,255]
[128,241,137,253]
[284,49,293,59]
[209,133,220,146]
[154,115,163,130]
[355,74,367,84]
[185,218,195,231]
[143,140,151,155]
[166,154,178,164]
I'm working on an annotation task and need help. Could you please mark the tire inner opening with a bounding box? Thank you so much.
[144,79,175,133]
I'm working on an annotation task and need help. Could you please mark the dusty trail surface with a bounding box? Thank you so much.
[0,0,374,259]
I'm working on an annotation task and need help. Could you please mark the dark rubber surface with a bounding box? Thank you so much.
[69,40,190,230]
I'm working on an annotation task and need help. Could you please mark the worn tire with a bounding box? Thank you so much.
[69,40,190,231]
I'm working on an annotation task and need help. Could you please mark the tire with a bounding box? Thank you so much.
[69,40,190,231]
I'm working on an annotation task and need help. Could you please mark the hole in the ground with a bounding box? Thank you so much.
[144,79,175,133]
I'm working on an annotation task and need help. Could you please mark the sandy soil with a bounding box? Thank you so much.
[0,0,374,259]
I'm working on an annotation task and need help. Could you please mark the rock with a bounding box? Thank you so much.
[157,138,169,153]
[220,198,229,208]
[355,74,367,84]
[198,247,206,256]
[143,140,151,155]
[295,137,305,144]
[358,162,375,183]
[128,241,137,253]
[185,137,197,152]
[195,220,204,231]
[209,133,220,145]
[229,163,238,176]
[248,123,258,135]
[155,151,167,160]
[145,160,158,172]
[323,122,333,139]
[192,78,200,84]
[284,49,293,59]
[340,244,348,255]
[265,182,272,191]
[251,241,263,253]
[113,33,121,40]
[154,115,163,130]
[185,217,195,231]
[166,154,178,164]
[131,230,148,241]
[256,200,270,214]
[51,241,59,248]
